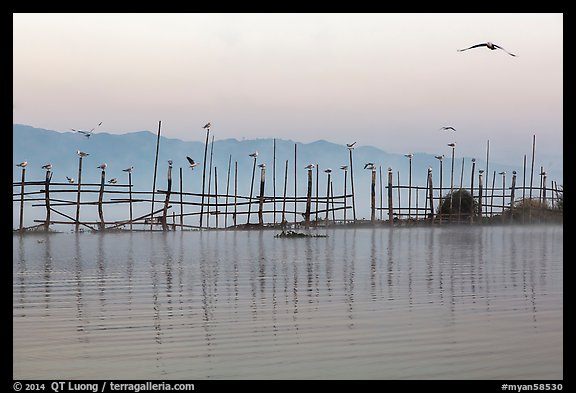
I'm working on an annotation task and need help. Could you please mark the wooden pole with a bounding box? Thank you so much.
[294,143,297,225]
[206,135,215,228]
[478,171,484,220]
[449,145,455,222]
[98,168,106,230]
[330,180,336,223]
[387,168,393,225]
[343,168,348,224]
[19,167,26,232]
[538,166,544,204]
[273,139,277,225]
[485,139,490,214]
[179,167,183,229]
[234,161,238,227]
[542,171,547,207]
[214,166,219,229]
[247,156,257,224]
[128,170,133,230]
[44,169,52,231]
[379,166,383,221]
[397,171,401,220]
[315,164,319,222]
[371,168,376,223]
[162,163,172,231]
[408,157,412,219]
[470,159,476,224]
[325,171,331,226]
[150,120,162,231]
[225,154,232,228]
[438,157,443,224]
[501,172,506,222]
[490,170,496,217]
[510,171,517,221]
[258,165,265,226]
[349,149,357,222]
[282,159,288,226]
[305,168,313,228]
[529,134,536,200]
[428,167,434,220]
[199,125,210,229]
[75,156,84,232]
[458,157,465,221]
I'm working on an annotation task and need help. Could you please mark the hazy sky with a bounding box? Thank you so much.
[13,13,563,169]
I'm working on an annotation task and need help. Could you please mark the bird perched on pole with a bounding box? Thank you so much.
[123,166,134,173]
[66,176,75,183]
[346,142,357,149]
[457,42,516,57]
[304,164,315,170]
[249,151,258,158]
[97,163,107,170]
[203,122,211,129]
[77,150,89,157]
[42,163,52,170]
[364,162,375,169]
[16,161,27,167]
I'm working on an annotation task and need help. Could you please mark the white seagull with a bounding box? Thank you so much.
[42,163,52,170]
[72,121,102,138]
[258,163,266,168]
[447,143,456,148]
[66,176,75,183]
[340,165,348,171]
[108,178,118,184]
[186,156,199,169]
[122,166,134,173]
[363,162,375,169]
[440,126,456,131]
[304,164,315,170]
[203,122,211,129]
[97,163,107,170]
[324,168,332,174]
[404,153,414,159]
[168,160,173,166]
[346,142,357,149]
[16,161,28,167]
[249,151,258,158]
[434,155,444,160]
[77,150,89,157]
[457,42,516,57]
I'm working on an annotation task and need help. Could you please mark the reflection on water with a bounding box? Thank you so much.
[13,225,563,380]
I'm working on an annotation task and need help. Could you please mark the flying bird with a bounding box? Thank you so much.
[108,178,118,184]
[363,162,375,169]
[249,151,258,158]
[42,163,52,170]
[340,165,348,170]
[457,42,516,57]
[77,150,89,157]
[186,156,199,169]
[346,142,357,149]
[440,126,456,131]
[122,166,134,173]
[66,176,75,183]
[304,164,315,170]
[203,122,211,129]
[97,163,107,170]
[16,161,27,167]
[72,122,102,138]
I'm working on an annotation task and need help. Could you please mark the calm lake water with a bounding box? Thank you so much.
[13,225,563,380]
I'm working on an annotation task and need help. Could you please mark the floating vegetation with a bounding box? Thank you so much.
[274,230,327,238]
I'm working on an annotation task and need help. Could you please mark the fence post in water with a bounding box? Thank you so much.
[427,167,434,220]
[247,154,257,225]
[281,160,289,227]
[206,135,215,229]
[510,171,517,221]
[43,168,52,231]
[325,169,331,226]
[179,167,183,229]
[489,170,496,218]
[294,143,297,225]
[273,139,277,225]
[397,171,401,220]
[199,124,210,229]
[150,121,162,231]
[126,167,134,230]
[258,164,265,226]
[233,161,238,227]
[379,166,383,221]
[478,170,484,220]
[371,167,376,223]
[315,164,319,222]
[348,147,357,222]
[342,166,348,224]
[18,165,26,232]
[98,167,106,231]
[387,167,393,226]
[542,170,547,208]
[331,180,336,223]
[225,155,232,228]
[161,162,172,231]
[75,153,85,232]
[528,135,536,223]
[469,159,476,224]
[305,167,313,228]
[214,166,219,229]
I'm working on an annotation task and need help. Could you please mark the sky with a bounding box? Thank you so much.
[13,13,563,171]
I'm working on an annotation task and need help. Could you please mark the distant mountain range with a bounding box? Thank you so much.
[13,124,562,227]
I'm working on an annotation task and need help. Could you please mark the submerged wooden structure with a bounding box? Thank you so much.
[13,132,562,232]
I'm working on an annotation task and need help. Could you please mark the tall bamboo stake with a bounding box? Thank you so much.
[510,171,517,220]
[128,169,133,230]
[214,166,219,229]
[19,166,26,231]
[437,156,443,224]
[500,171,506,222]
[206,135,215,228]
[305,168,313,228]
[529,134,536,200]
[458,157,465,221]
[379,166,383,221]
[371,168,376,223]
[199,124,210,229]
[315,164,319,221]
[330,180,336,223]
[294,143,297,224]
[490,170,496,217]
[485,139,490,213]
[98,168,106,230]
[342,166,348,224]
[162,163,172,231]
[325,170,331,226]
[282,159,288,226]
[470,159,476,223]
[397,171,401,219]
[427,167,434,220]
[225,154,232,228]
[273,139,277,225]
[478,171,484,219]
[44,169,52,231]
[258,165,265,226]
[234,161,238,227]
[387,168,393,225]
[449,143,456,222]
[75,155,84,232]
[150,120,162,230]
[247,154,257,224]
[179,167,183,229]
[349,148,357,222]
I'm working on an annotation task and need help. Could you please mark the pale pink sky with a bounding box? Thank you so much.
[13,13,563,170]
